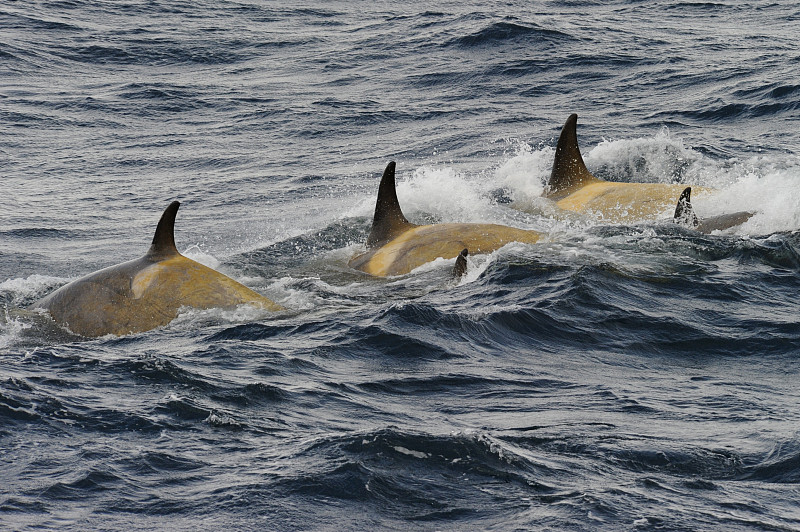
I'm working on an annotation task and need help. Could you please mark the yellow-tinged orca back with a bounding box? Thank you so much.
[545,114,710,223]
[349,162,541,277]
[31,201,282,337]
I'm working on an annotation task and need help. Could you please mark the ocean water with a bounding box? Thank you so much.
[2,1,800,530]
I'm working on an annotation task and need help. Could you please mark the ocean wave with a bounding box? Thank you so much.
[117,356,214,389]
[40,469,122,500]
[155,394,220,424]
[742,450,800,483]
[733,82,800,101]
[205,322,316,342]
[58,42,243,67]
[121,449,208,475]
[211,382,290,406]
[115,83,213,113]
[313,322,463,361]
[0,389,41,422]
[359,374,573,396]
[274,427,560,516]
[0,11,82,32]
[663,1,744,13]
[0,377,163,433]
[607,446,744,479]
[451,21,573,48]
[684,100,800,122]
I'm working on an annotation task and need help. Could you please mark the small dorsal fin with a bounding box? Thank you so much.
[546,113,601,199]
[146,201,181,259]
[366,161,416,248]
[452,248,468,279]
[673,187,699,228]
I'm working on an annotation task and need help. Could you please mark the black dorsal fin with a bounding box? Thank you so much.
[546,113,601,199]
[452,248,468,279]
[673,187,699,228]
[366,161,416,248]
[146,201,181,259]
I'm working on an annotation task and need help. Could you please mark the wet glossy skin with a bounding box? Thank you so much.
[349,223,540,277]
[32,254,281,337]
[555,181,712,223]
[542,114,726,225]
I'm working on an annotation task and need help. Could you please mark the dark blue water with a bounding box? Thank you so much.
[3,1,800,530]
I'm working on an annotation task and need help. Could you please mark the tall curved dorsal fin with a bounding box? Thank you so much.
[673,187,699,228]
[146,201,181,259]
[546,113,601,199]
[366,161,416,248]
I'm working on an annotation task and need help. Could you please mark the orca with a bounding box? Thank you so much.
[673,186,754,233]
[544,114,711,223]
[31,201,282,337]
[349,162,541,277]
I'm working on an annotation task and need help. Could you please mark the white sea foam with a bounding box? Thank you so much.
[167,302,280,332]
[495,143,552,201]
[393,446,429,459]
[587,127,711,186]
[694,157,800,235]
[181,245,221,269]
[395,165,496,223]
[0,306,32,350]
[266,276,323,311]
[0,274,67,308]
[343,161,545,234]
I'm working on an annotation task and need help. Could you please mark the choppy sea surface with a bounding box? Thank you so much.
[3,1,800,530]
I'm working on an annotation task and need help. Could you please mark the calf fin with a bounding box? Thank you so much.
[673,187,700,228]
[452,248,469,279]
[674,187,755,233]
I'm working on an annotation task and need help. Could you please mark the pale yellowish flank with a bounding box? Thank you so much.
[555,182,712,223]
[36,255,281,338]
[129,256,277,309]
[352,223,540,277]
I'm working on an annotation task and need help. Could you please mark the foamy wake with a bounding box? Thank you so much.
[0,305,32,349]
[181,245,222,269]
[0,274,66,308]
